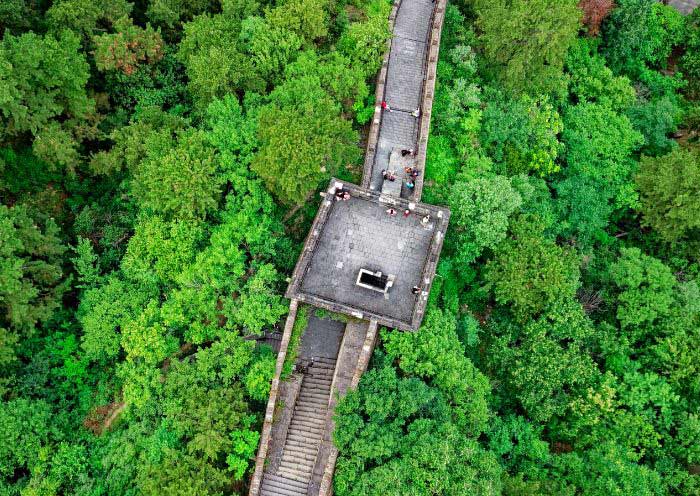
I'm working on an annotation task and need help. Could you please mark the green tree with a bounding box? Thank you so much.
[0,399,53,481]
[680,9,700,99]
[603,0,685,76]
[447,175,522,264]
[480,92,564,176]
[333,359,502,496]
[177,13,260,107]
[636,147,700,243]
[485,216,580,322]
[266,0,330,44]
[336,0,392,77]
[627,96,681,156]
[252,76,358,205]
[0,205,68,337]
[487,300,599,423]
[239,17,303,85]
[130,130,221,220]
[46,0,132,38]
[553,175,613,250]
[382,308,491,434]
[146,0,214,28]
[121,216,206,286]
[0,30,94,170]
[609,247,676,335]
[93,17,165,75]
[561,102,643,209]
[565,38,636,112]
[473,0,581,95]
[78,276,157,363]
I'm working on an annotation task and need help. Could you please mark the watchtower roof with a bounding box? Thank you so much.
[286,179,450,331]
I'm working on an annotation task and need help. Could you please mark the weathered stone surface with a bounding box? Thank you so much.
[666,0,699,14]
[288,180,450,331]
[299,315,345,361]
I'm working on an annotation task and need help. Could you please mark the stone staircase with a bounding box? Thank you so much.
[260,356,336,495]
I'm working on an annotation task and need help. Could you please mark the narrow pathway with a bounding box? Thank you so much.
[369,0,435,197]
[250,0,446,493]
[261,357,336,494]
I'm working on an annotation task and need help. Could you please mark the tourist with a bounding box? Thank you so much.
[421,215,430,226]
[335,189,345,201]
[411,169,420,178]
[382,169,388,179]
[411,286,421,295]
[388,170,396,181]
[411,108,420,118]
[342,191,350,201]
[401,149,412,157]
[381,101,392,112]
[403,209,411,218]
[386,208,397,216]
[405,180,415,190]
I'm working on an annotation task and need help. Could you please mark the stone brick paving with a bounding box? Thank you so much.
[298,314,344,361]
[299,195,435,324]
[370,0,435,194]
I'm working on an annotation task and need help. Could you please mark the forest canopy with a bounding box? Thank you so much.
[1,0,700,495]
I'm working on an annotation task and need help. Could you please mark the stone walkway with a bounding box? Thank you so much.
[369,0,435,195]
[249,0,445,493]
[666,0,699,14]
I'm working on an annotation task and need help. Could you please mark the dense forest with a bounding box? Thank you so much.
[0,0,699,495]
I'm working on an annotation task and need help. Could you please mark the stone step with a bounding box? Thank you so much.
[283,445,318,460]
[285,438,322,450]
[289,416,325,429]
[281,454,315,470]
[303,378,332,387]
[299,384,331,393]
[307,364,335,373]
[287,432,323,444]
[287,427,324,440]
[278,466,313,484]
[293,405,326,417]
[263,473,309,490]
[283,445,320,458]
[311,356,337,365]
[290,415,325,428]
[288,423,324,437]
[297,391,331,402]
[279,462,313,476]
[261,488,305,496]
[303,376,332,384]
[260,481,306,496]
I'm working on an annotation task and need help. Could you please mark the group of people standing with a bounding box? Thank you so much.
[382,165,421,189]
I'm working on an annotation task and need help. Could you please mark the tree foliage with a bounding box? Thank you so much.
[0,30,93,169]
[485,217,581,322]
[473,0,581,95]
[252,77,359,205]
[636,147,700,243]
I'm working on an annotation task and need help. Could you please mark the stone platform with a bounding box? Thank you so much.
[286,180,449,331]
